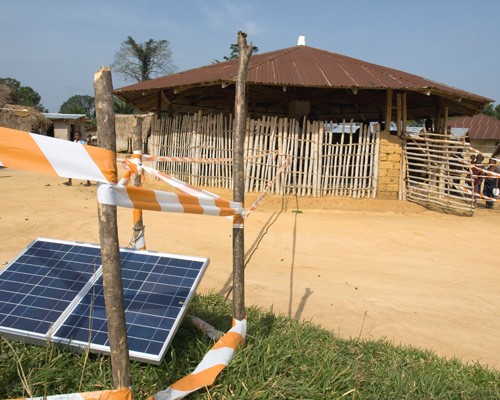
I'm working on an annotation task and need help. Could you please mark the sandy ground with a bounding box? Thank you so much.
[1,168,499,369]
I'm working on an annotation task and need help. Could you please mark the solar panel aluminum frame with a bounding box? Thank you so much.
[0,237,210,365]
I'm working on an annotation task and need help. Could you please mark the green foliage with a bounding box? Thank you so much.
[59,95,95,118]
[114,96,138,114]
[112,36,176,82]
[1,293,499,399]
[0,77,47,112]
[480,103,500,119]
[213,43,259,63]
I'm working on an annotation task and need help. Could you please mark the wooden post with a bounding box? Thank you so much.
[385,89,393,132]
[396,93,402,138]
[94,67,131,389]
[132,116,145,250]
[232,32,253,321]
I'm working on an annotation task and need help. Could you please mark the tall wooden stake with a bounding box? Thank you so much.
[232,32,253,320]
[94,66,131,388]
[132,117,145,250]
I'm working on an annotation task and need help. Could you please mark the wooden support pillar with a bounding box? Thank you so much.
[443,106,449,136]
[94,67,131,389]
[402,92,407,135]
[396,93,402,137]
[232,32,253,321]
[435,97,443,133]
[385,89,393,132]
[156,91,162,118]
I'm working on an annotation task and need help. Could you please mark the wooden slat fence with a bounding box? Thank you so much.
[150,113,380,197]
[403,131,474,215]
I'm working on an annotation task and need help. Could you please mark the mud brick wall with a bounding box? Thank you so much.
[377,131,402,199]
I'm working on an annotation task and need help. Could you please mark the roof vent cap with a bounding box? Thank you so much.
[297,35,306,46]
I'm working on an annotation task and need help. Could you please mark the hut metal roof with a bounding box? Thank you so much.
[43,113,90,121]
[115,45,493,120]
[449,114,500,140]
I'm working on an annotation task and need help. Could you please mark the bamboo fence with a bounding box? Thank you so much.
[150,113,380,198]
[403,131,474,215]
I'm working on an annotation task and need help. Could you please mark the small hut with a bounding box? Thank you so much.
[0,104,52,135]
[42,113,90,141]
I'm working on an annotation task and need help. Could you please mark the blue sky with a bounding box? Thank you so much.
[1,0,498,112]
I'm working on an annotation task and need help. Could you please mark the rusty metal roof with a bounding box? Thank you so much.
[449,114,500,140]
[116,45,492,103]
[114,45,494,120]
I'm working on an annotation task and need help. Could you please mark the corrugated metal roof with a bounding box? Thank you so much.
[115,45,492,103]
[43,113,89,121]
[448,114,500,140]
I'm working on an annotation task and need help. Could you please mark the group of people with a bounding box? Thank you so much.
[63,130,91,187]
[470,154,499,209]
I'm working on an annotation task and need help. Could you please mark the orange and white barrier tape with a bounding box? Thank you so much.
[11,320,245,400]
[246,155,291,218]
[475,167,500,178]
[460,186,499,202]
[122,153,291,221]
[0,127,116,183]
[0,128,244,218]
[149,319,246,400]
[139,150,278,164]
[468,146,500,163]
[11,388,132,400]
[97,184,244,217]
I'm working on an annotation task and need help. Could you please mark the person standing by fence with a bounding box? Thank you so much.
[483,159,498,209]
[470,154,484,206]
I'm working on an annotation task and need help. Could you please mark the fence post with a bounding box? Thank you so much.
[94,66,131,389]
[232,32,253,320]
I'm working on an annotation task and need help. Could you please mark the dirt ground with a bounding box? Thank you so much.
[1,168,499,369]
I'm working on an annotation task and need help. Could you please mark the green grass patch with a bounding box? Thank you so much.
[1,293,498,399]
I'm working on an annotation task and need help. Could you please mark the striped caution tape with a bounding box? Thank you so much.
[460,186,499,202]
[0,127,117,183]
[245,154,291,218]
[0,127,244,218]
[470,166,500,178]
[468,146,500,163]
[122,154,292,221]
[149,319,246,400]
[97,184,244,216]
[10,320,245,400]
[11,388,132,400]
[139,150,278,164]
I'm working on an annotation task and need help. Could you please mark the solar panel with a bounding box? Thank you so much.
[0,238,209,364]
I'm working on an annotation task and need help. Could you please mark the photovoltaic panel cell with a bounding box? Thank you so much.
[0,238,209,364]
[0,240,100,338]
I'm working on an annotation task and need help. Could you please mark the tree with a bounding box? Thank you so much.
[213,42,259,63]
[480,103,500,119]
[59,95,95,118]
[0,77,47,112]
[112,36,176,82]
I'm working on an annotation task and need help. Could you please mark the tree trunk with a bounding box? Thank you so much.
[94,66,131,389]
[232,32,253,320]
